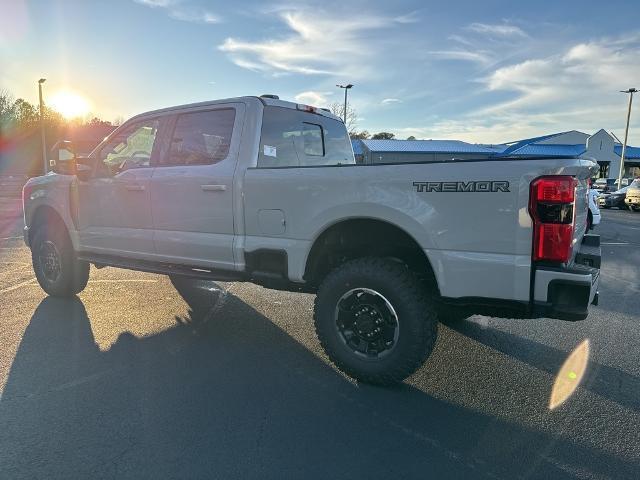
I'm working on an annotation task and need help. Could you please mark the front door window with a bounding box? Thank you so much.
[96,119,160,176]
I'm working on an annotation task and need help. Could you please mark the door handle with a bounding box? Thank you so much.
[201,184,227,192]
[125,184,145,192]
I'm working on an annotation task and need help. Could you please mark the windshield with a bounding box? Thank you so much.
[630,179,640,189]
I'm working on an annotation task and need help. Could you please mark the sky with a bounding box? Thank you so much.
[1,0,639,144]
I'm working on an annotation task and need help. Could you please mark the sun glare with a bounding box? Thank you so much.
[48,90,91,119]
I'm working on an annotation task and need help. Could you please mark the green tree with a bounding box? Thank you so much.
[406,135,416,140]
[0,90,17,133]
[371,132,395,140]
[350,130,370,140]
[87,116,113,127]
[12,98,39,127]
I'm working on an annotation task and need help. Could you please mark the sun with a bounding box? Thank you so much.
[48,90,91,119]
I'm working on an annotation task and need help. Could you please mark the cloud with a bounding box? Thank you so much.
[134,0,220,24]
[448,34,475,47]
[135,0,176,6]
[381,98,402,105]
[391,34,640,143]
[428,49,492,65]
[219,9,410,77]
[394,11,420,24]
[169,8,220,24]
[467,22,528,38]
[481,36,640,115]
[294,91,333,105]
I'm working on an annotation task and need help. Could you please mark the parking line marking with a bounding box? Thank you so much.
[601,242,630,245]
[0,278,36,294]
[0,236,22,241]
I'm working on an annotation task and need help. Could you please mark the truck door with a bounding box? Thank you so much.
[75,117,162,257]
[149,104,244,270]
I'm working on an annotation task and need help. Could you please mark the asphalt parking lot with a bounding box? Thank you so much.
[1,210,639,479]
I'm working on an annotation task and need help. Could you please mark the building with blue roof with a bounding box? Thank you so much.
[351,129,640,179]
[353,139,506,164]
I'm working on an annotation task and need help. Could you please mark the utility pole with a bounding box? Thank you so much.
[336,84,354,124]
[38,78,47,175]
[617,88,637,189]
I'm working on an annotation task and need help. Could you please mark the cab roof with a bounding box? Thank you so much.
[128,95,342,123]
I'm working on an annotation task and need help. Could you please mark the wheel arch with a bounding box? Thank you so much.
[28,205,69,246]
[303,217,439,294]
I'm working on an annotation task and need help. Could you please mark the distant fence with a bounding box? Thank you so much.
[0,175,27,220]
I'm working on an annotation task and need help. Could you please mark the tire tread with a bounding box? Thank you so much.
[314,257,437,385]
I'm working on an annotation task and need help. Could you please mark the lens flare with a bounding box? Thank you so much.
[549,339,590,410]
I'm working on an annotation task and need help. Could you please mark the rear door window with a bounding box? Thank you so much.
[162,109,235,166]
[258,107,354,167]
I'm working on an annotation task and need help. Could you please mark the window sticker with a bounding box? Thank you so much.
[264,145,277,157]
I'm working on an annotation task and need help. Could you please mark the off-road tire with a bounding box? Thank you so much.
[314,257,438,385]
[31,221,89,297]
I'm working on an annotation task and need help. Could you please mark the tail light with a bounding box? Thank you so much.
[529,176,578,263]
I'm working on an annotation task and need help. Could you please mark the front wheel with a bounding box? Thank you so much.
[31,223,90,297]
[314,258,438,385]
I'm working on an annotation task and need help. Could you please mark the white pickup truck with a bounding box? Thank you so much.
[22,95,601,384]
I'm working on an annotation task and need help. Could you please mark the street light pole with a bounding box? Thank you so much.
[38,78,47,175]
[336,84,354,124]
[617,88,637,189]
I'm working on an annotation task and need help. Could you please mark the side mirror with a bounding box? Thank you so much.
[50,140,77,175]
[49,141,93,180]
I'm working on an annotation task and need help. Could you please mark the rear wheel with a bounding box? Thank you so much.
[31,222,89,297]
[314,258,438,385]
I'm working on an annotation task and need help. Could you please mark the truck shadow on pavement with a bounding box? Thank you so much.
[1,280,638,479]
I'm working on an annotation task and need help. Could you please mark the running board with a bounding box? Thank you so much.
[77,252,246,282]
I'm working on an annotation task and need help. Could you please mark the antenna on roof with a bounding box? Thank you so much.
[260,94,279,100]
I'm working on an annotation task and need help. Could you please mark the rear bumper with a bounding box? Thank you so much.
[532,234,601,321]
[625,197,640,206]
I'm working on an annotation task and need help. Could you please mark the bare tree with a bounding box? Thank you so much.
[329,101,358,134]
